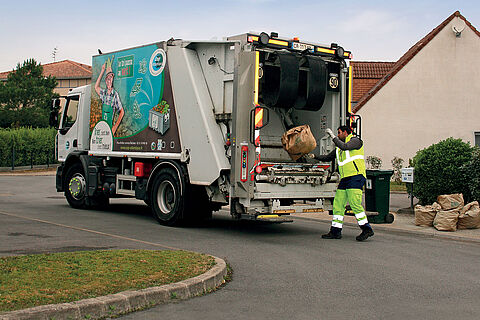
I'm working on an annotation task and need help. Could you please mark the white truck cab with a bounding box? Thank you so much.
[56,86,91,161]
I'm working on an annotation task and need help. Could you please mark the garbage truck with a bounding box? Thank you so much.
[52,32,357,225]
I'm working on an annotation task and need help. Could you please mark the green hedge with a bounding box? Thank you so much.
[0,127,57,168]
[412,138,473,205]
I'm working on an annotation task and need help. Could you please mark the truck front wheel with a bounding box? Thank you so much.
[65,163,87,209]
[151,168,184,226]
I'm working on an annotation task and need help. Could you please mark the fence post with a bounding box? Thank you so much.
[11,143,15,170]
[30,149,33,169]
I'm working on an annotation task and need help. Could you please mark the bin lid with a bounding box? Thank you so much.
[366,169,394,177]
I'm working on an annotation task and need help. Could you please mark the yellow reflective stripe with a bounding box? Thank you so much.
[317,47,335,54]
[255,108,263,126]
[268,39,289,46]
[348,66,353,116]
[254,51,259,104]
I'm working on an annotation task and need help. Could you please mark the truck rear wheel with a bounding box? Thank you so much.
[151,168,184,226]
[65,163,87,209]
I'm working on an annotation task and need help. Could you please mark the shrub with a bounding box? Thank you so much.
[0,127,57,167]
[391,156,404,182]
[366,155,382,169]
[412,138,473,205]
[461,147,480,202]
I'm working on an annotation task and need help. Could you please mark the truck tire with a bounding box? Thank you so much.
[151,168,184,226]
[65,163,88,209]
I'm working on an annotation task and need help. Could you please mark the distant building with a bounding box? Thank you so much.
[352,11,480,167]
[0,60,92,99]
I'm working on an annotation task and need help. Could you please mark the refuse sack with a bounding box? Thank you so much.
[433,209,460,232]
[281,125,317,161]
[436,193,464,211]
[458,201,480,229]
[414,202,441,227]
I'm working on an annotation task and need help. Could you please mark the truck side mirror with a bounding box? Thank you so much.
[49,98,61,128]
[49,110,59,128]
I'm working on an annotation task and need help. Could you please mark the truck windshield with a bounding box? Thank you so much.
[62,95,80,129]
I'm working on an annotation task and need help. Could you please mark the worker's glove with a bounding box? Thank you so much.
[325,128,336,139]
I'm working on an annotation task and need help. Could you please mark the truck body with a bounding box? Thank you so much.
[55,32,356,225]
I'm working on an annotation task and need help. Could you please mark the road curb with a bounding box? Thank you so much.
[293,216,480,244]
[0,256,227,320]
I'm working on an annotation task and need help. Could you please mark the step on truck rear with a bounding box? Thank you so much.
[54,32,357,225]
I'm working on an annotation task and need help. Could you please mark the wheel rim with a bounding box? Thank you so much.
[156,180,176,215]
[69,173,86,200]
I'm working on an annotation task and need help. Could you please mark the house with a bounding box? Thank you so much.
[0,60,92,99]
[352,11,480,168]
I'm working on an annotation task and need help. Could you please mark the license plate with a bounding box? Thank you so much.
[292,42,314,51]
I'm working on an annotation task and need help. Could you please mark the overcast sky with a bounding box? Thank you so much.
[1,0,478,71]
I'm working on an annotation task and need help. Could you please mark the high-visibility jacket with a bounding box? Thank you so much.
[336,134,366,179]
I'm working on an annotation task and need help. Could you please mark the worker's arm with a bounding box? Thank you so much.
[94,63,106,96]
[333,136,363,151]
[314,149,336,162]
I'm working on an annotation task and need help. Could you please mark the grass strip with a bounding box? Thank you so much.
[0,249,215,312]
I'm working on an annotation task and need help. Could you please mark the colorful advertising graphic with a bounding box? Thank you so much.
[89,43,181,153]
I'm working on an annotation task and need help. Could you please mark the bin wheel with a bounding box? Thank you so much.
[385,213,395,224]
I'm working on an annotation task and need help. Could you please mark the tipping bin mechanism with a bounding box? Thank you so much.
[227,32,353,220]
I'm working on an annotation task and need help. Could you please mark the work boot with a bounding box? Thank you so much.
[356,224,374,241]
[322,226,342,239]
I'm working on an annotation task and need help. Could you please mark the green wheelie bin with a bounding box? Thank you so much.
[365,170,394,223]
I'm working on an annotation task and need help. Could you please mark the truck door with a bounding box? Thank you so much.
[57,95,80,162]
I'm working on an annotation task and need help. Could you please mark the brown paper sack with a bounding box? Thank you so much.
[433,209,459,231]
[281,125,317,161]
[458,201,480,229]
[436,193,464,211]
[414,202,441,227]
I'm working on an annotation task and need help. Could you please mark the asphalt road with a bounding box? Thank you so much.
[1,176,479,320]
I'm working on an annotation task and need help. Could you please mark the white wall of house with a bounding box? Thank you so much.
[357,17,480,168]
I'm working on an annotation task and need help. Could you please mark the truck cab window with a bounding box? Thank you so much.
[62,95,80,130]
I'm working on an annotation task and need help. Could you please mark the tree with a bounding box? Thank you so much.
[0,59,58,128]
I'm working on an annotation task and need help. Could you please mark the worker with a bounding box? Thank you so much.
[314,125,374,241]
[94,56,124,136]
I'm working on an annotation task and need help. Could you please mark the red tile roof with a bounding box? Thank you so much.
[351,61,396,79]
[0,60,91,80]
[351,61,395,102]
[353,11,479,113]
